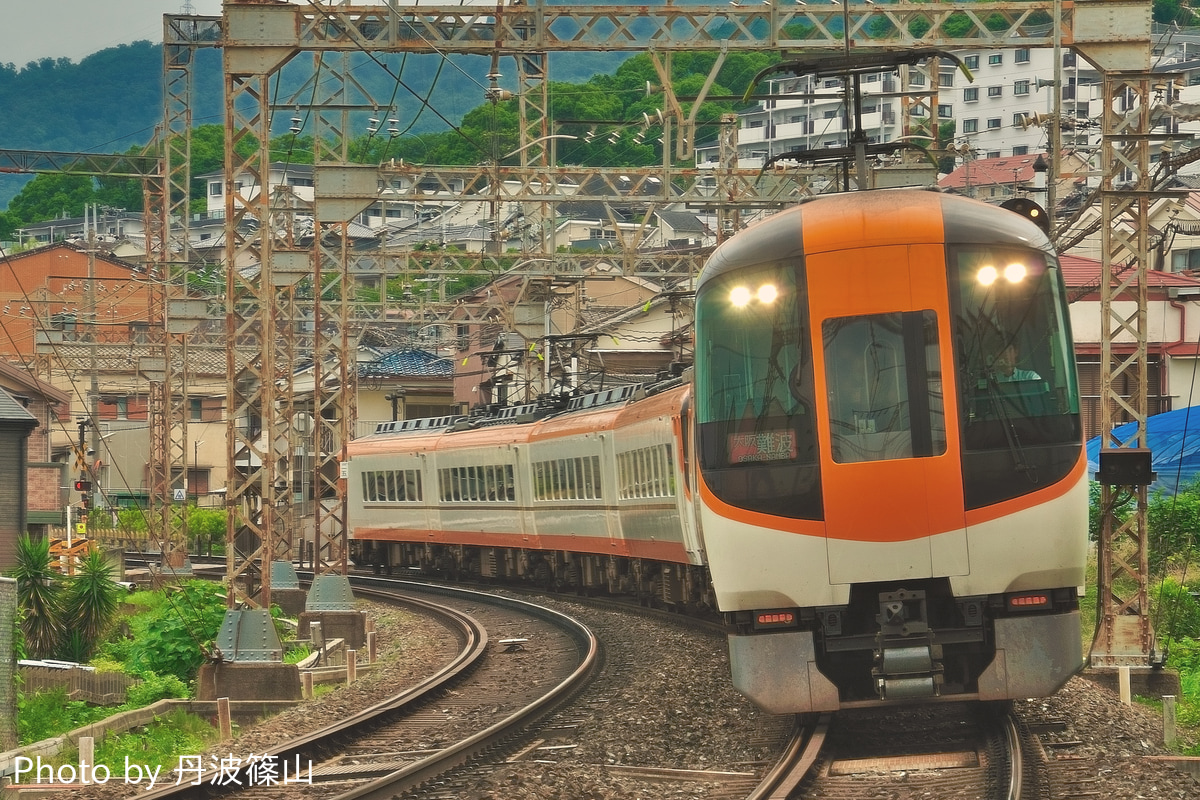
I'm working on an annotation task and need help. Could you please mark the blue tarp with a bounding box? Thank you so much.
[1086,406,1200,494]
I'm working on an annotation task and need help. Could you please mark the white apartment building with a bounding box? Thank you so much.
[698,25,1200,182]
[695,46,1102,171]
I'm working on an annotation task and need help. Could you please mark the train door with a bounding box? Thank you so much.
[808,245,968,584]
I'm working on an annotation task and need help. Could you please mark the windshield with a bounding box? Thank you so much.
[951,244,1081,506]
[694,259,822,519]
[823,310,947,464]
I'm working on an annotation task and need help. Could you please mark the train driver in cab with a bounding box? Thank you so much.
[993,342,1041,383]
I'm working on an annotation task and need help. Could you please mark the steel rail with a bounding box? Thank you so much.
[334,578,601,800]
[747,713,831,800]
[127,580,596,800]
[1003,713,1025,800]
[130,584,486,800]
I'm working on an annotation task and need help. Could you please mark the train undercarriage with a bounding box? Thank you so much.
[352,541,716,613]
[727,577,1083,712]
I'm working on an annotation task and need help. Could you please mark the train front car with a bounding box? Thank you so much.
[693,189,1087,713]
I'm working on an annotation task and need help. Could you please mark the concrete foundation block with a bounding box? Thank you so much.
[196,662,301,702]
[298,611,367,651]
[1082,666,1182,699]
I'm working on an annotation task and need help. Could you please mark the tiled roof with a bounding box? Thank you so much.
[0,388,38,427]
[359,348,453,378]
[1059,253,1200,290]
[655,210,708,234]
[938,153,1046,190]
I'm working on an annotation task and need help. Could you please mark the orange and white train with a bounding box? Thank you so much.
[346,189,1088,712]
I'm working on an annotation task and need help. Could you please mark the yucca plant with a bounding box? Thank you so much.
[61,548,121,661]
[10,535,63,658]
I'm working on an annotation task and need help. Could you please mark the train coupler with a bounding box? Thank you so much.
[872,588,945,701]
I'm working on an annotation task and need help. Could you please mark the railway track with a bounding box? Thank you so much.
[750,704,1041,800]
[126,580,599,800]
[108,561,1117,800]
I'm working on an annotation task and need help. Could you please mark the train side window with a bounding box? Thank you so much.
[822,310,946,464]
[362,473,372,503]
[581,456,593,499]
[662,443,672,494]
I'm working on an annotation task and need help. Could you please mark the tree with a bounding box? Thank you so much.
[1154,0,1197,25]
[5,173,96,231]
[59,548,121,662]
[117,506,149,536]
[187,506,227,557]
[9,535,63,658]
[1148,481,1200,573]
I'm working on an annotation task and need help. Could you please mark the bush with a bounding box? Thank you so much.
[93,708,217,773]
[125,671,189,706]
[17,687,108,745]
[1152,578,1200,641]
[1148,483,1200,572]
[126,581,227,683]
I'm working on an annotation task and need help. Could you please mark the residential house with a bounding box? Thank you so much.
[198,162,315,216]
[641,210,714,250]
[0,240,229,510]
[0,361,71,538]
[448,267,668,408]
[0,389,39,571]
[1060,253,1200,439]
[16,209,146,250]
[355,347,458,435]
[938,151,1091,205]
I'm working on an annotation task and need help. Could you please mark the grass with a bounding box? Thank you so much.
[91,708,218,774]
[1082,552,1200,754]
[32,708,220,780]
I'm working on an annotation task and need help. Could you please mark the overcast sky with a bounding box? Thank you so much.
[0,0,224,68]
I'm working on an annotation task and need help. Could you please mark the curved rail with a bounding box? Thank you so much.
[338,579,601,799]
[747,713,830,800]
[1002,713,1024,800]
[129,579,597,800]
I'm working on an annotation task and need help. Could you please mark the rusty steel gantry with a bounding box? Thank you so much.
[177,0,1159,663]
[213,0,975,608]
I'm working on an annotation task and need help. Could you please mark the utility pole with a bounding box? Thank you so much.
[86,205,100,514]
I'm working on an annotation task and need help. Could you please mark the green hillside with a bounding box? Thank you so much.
[0,40,629,212]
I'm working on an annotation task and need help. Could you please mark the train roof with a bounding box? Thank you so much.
[354,377,687,447]
[697,189,1056,290]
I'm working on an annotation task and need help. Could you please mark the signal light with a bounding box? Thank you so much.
[1007,592,1049,611]
[80,495,90,510]
[754,610,797,629]
[74,479,92,492]
[1000,197,1051,234]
